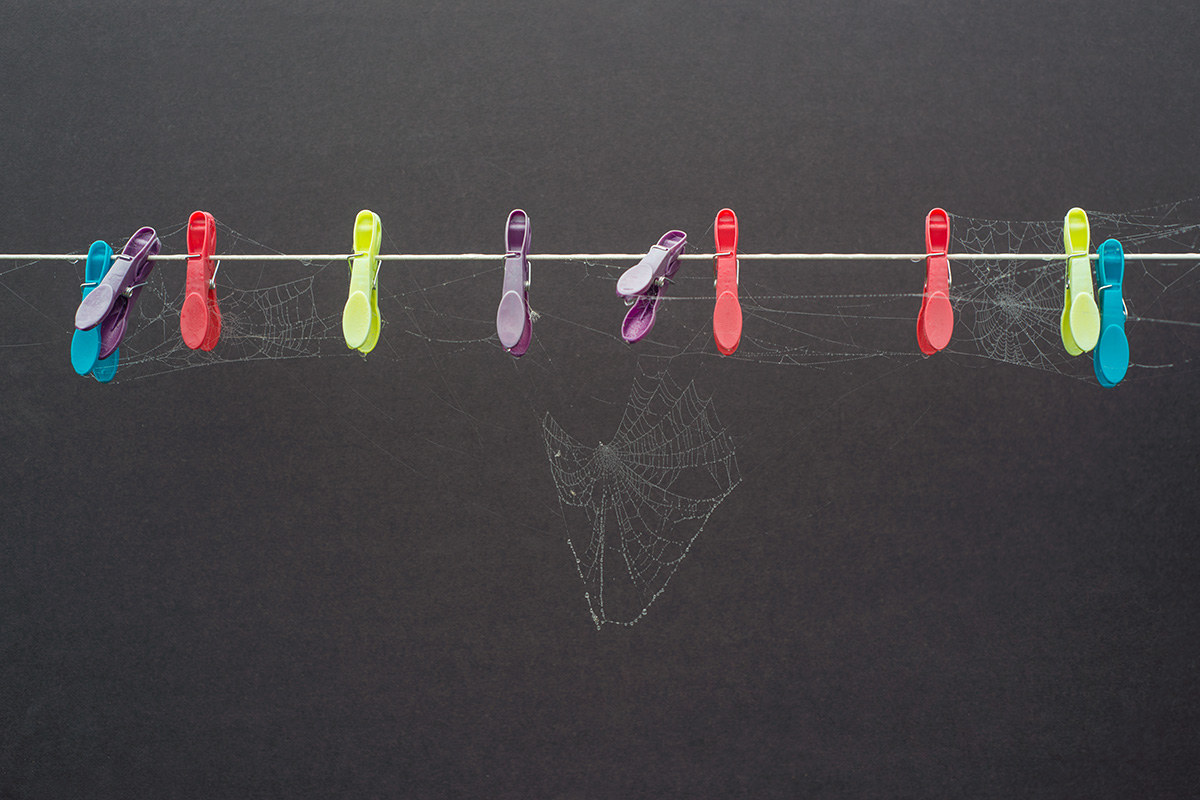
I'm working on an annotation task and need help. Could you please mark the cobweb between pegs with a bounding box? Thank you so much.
[369,227,504,362]
[548,202,1200,380]
[106,222,346,380]
[542,368,741,628]
[0,220,350,382]
[548,259,923,371]
[8,201,1196,386]
[98,222,505,381]
[950,199,1200,378]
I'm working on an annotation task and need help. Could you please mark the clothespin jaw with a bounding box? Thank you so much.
[616,230,686,344]
[70,240,119,381]
[342,210,383,354]
[496,208,532,356]
[74,226,160,359]
[1061,207,1100,355]
[917,208,953,355]
[712,208,742,355]
[181,210,222,351]
[1093,238,1129,386]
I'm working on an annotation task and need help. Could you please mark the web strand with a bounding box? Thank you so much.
[6,251,1200,262]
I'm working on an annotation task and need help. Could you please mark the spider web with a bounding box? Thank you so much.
[111,222,347,379]
[538,200,1200,381]
[539,260,920,371]
[948,199,1200,378]
[5,202,1197,385]
[541,368,741,628]
[0,221,347,382]
[3,204,1200,626]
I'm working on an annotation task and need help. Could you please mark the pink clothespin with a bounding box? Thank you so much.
[712,208,742,355]
[917,208,952,355]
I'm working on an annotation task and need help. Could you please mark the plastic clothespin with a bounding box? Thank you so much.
[342,209,383,354]
[615,230,686,344]
[70,240,120,382]
[74,226,160,359]
[496,209,532,356]
[713,208,742,355]
[917,208,953,355]
[180,210,222,351]
[1093,238,1129,387]
[1061,207,1100,355]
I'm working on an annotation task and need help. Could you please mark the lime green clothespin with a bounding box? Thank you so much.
[342,209,383,354]
[1060,207,1100,355]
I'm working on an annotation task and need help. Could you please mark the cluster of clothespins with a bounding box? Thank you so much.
[921,205,1127,386]
[65,206,1130,386]
[71,212,221,382]
[496,209,733,354]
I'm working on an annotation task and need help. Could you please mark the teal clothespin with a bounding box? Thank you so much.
[1093,238,1128,387]
[71,240,120,382]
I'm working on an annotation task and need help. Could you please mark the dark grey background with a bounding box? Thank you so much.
[2,1,1199,797]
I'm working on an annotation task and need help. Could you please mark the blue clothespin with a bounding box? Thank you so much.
[70,240,120,382]
[1093,238,1129,387]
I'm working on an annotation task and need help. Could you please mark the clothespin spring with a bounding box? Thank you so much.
[346,250,384,289]
[505,251,530,289]
[1098,284,1130,316]
[926,252,952,287]
[712,251,738,288]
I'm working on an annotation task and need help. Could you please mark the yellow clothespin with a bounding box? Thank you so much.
[342,209,383,354]
[1060,207,1100,355]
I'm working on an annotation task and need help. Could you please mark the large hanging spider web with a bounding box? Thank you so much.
[541,369,741,627]
[3,203,1200,626]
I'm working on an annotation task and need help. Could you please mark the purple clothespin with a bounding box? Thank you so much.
[496,209,532,357]
[615,230,686,343]
[74,226,160,358]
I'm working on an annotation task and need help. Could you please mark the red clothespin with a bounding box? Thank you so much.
[181,210,222,351]
[713,208,742,355]
[917,207,952,355]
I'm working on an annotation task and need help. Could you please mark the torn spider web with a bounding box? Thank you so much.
[542,369,741,628]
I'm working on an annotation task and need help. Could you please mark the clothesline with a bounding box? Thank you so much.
[4,252,1200,262]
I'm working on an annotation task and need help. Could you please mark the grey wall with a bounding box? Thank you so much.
[2,1,1199,796]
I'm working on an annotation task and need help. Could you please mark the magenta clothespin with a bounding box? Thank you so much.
[74,226,160,358]
[496,209,532,356]
[713,208,742,355]
[615,230,686,343]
